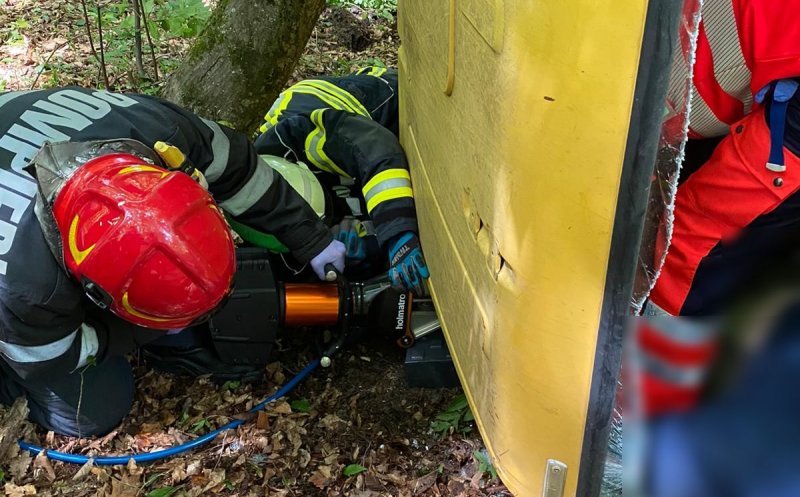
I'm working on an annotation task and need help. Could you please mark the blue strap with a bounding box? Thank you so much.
[766,80,799,172]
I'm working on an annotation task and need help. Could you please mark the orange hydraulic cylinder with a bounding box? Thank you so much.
[282,283,340,327]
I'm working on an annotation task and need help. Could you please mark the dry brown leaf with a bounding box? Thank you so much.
[308,469,330,490]
[138,423,161,434]
[8,452,32,480]
[470,469,482,490]
[350,490,380,497]
[86,431,118,451]
[298,448,311,468]
[364,474,384,492]
[185,459,202,478]
[32,451,55,482]
[375,472,406,486]
[319,414,347,430]
[271,401,292,415]
[125,459,143,476]
[72,458,94,481]
[107,473,139,497]
[3,482,36,497]
[410,471,437,496]
[189,475,207,488]
[90,467,110,483]
[160,411,177,426]
[256,411,269,430]
[201,468,225,493]
[170,463,187,484]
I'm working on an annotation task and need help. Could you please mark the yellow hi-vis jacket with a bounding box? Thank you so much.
[253,68,417,247]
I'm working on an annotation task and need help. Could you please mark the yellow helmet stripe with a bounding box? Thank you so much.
[117,165,168,177]
[68,215,96,266]
[121,292,173,323]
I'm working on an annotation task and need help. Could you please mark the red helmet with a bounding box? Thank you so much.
[52,152,236,329]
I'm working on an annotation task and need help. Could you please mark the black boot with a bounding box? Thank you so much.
[141,326,266,384]
[141,345,265,384]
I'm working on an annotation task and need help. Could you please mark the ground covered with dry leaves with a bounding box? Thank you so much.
[0,2,511,496]
[2,339,510,497]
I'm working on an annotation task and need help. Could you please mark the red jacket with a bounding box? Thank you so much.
[666,0,800,138]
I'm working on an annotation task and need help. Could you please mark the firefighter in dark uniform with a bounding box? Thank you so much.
[0,87,350,437]
[254,67,430,295]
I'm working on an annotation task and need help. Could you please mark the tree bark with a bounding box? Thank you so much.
[160,0,325,133]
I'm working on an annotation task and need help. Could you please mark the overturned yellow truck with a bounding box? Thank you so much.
[397,0,696,495]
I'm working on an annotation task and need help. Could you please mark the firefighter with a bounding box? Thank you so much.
[0,87,348,437]
[254,67,430,296]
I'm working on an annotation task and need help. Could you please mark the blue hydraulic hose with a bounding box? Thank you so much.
[18,359,321,465]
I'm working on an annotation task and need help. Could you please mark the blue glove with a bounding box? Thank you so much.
[310,239,346,281]
[332,217,367,262]
[388,232,429,296]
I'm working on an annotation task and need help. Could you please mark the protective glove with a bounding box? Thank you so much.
[310,239,346,281]
[388,232,430,296]
[331,217,367,262]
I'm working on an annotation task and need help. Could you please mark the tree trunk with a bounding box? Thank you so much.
[161,0,325,133]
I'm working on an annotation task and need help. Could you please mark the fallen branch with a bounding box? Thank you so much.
[30,41,68,89]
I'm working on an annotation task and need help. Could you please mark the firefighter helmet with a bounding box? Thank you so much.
[52,152,236,329]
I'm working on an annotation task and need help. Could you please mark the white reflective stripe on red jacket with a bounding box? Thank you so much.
[667,0,753,138]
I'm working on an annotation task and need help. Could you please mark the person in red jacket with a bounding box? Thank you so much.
[639,2,800,494]
[639,0,800,417]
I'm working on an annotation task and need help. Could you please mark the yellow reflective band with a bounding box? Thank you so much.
[117,165,168,177]
[369,67,387,77]
[289,83,349,113]
[259,122,269,134]
[304,109,351,178]
[362,168,410,196]
[366,186,414,213]
[266,91,294,126]
[356,67,370,75]
[68,215,96,265]
[303,80,371,118]
[121,292,173,323]
[293,83,353,114]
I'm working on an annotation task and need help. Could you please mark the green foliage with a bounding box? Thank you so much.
[2,19,29,45]
[221,380,240,391]
[190,417,210,433]
[0,468,5,483]
[343,464,368,477]
[473,450,498,481]
[326,0,397,21]
[431,393,475,438]
[156,0,211,38]
[83,0,210,90]
[290,399,311,413]
[147,486,179,497]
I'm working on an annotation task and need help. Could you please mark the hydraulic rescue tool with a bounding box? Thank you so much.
[208,247,441,366]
